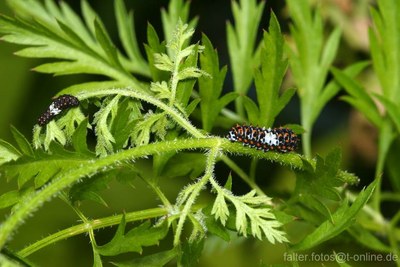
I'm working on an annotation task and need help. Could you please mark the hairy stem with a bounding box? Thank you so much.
[17,207,169,257]
[0,137,353,250]
[173,144,220,246]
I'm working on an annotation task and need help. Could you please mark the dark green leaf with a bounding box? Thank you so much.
[313,61,369,124]
[301,195,333,222]
[96,215,169,256]
[242,96,259,124]
[114,0,148,72]
[292,179,378,251]
[274,88,296,118]
[1,145,87,188]
[94,18,121,68]
[254,11,288,126]
[198,33,228,131]
[272,210,296,225]
[112,249,177,267]
[176,45,198,107]
[294,149,343,211]
[72,118,92,156]
[0,139,21,165]
[348,226,392,253]
[179,238,205,267]
[69,171,113,206]
[205,217,230,242]
[185,98,201,116]
[0,190,20,209]
[144,23,168,81]
[10,126,33,158]
[332,67,381,127]
[111,98,142,150]
[224,173,233,191]
[320,28,341,71]
[162,153,206,179]
[217,92,238,111]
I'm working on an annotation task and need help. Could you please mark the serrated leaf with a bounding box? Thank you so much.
[112,249,177,267]
[227,0,265,99]
[94,18,121,68]
[72,118,92,156]
[0,191,20,209]
[59,81,125,96]
[150,81,171,100]
[114,0,149,76]
[348,226,392,253]
[224,174,233,191]
[10,126,34,158]
[211,192,230,225]
[292,179,378,251]
[179,238,205,267]
[1,146,86,188]
[312,61,369,124]
[96,215,169,256]
[204,214,230,242]
[294,148,344,203]
[153,53,174,72]
[144,23,169,81]
[93,96,120,157]
[0,0,144,89]
[43,121,67,150]
[254,11,288,127]
[332,67,382,127]
[56,108,86,140]
[185,98,200,116]
[300,195,333,222]
[217,92,238,111]
[320,28,341,69]
[0,140,21,166]
[198,34,228,131]
[275,88,296,117]
[162,153,206,179]
[111,98,142,150]
[69,171,113,206]
[177,67,205,80]
[242,96,259,124]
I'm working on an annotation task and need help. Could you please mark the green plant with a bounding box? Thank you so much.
[0,0,398,266]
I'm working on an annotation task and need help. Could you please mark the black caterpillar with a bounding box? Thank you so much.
[227,124,298,153]
[37,94,80,126]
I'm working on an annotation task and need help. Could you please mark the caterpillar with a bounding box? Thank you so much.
[227,124,298,153]
[37,94,80,126]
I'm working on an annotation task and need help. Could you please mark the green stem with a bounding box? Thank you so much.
[17,207,168,257]
[173,145,220,246]
[300,111,312,158]
[0,137,353,251]
[169,51,180,108]
[234,96,245,120]
[372,119,395,212]
[59,193,99,257]
[0,138,217,250]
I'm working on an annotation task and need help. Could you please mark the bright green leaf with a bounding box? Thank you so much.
[292,179,378,251]
[96,215,169,256]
